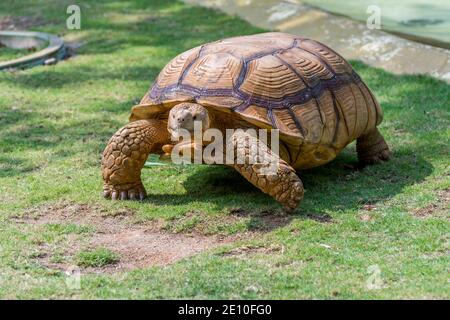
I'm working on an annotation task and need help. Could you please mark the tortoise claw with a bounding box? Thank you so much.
[380,149,391,161]
[102,182,147,201]
[129,192,137,200]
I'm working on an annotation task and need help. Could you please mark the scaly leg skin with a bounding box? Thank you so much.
[228,131,304,211]
[356,127,391,166]
[102,119,170,200]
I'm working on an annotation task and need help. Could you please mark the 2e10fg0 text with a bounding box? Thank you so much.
[222,304,271,315]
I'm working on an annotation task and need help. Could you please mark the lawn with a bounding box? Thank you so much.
[0,0,448,299]
[0,46,29,62]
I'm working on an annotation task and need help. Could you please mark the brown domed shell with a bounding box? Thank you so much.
[131,32,382,148]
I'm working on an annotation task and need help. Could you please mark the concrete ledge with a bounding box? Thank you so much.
[0,31,66,70]
[183,0,450,83]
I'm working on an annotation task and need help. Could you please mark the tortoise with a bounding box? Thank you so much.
[101,32,390,210]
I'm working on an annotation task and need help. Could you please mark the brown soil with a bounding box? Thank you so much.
[0,16,48,30]
[413,188,450,218]
[14,201,324,273]
[15,201,241,273]
[220,244,284,257]
[359,213,374,222]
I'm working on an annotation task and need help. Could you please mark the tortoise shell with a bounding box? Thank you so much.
[131,32,382,153]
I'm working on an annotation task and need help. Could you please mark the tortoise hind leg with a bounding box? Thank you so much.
[228,131,304,211]
[356,127,391,166]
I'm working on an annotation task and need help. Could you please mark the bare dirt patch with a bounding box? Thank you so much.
[413,188,450,218]
[359,213,374,222]
[220,244,284,257]
[0,16,49,30]
[14,201,239,273]
[301,212,334,224]
[361,204,378,211]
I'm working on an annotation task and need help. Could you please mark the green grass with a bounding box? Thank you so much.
[0,43,47,62]
[0,46,27,62]
[44,223,95,235]
[75,248,119,268]
[0,0,449,299]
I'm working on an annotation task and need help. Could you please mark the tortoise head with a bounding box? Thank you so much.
[168,103,210,140]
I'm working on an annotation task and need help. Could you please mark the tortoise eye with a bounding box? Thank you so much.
[193,115,197,120]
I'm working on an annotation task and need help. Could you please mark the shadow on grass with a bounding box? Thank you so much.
[0,155,41,178]
[0,65,162,89]
[0,1,262,89]
[0,0,264,179]
[118,61,447,233]
[0,101,131,162]
[144,146,433,231]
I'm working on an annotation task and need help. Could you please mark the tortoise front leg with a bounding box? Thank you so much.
[228,131,304,210]
[102,119,170,200]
